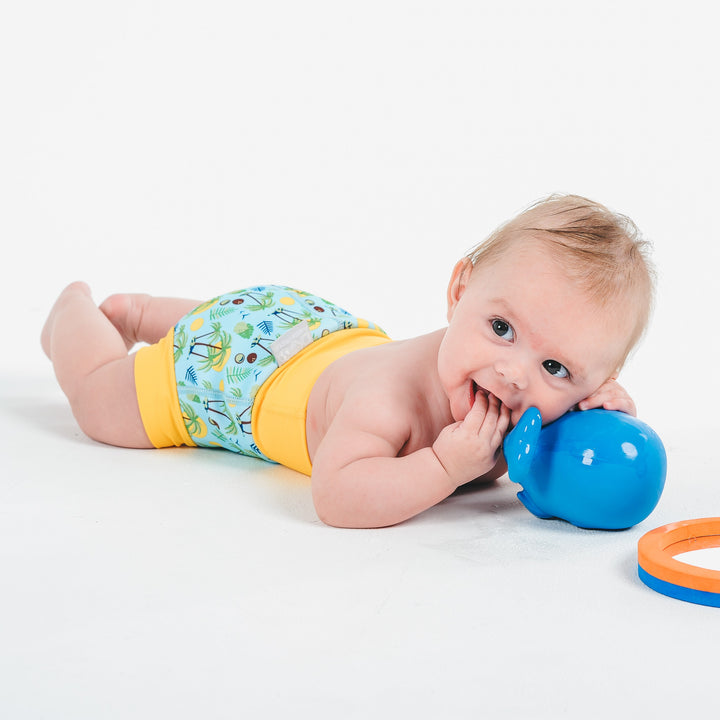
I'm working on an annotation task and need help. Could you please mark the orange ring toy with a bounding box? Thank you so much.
[637,518,720,606]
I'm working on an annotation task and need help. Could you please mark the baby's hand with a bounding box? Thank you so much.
[432,392,511,486]
[577,378,637,416]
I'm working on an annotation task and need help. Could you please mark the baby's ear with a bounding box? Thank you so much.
[446,258,473,321]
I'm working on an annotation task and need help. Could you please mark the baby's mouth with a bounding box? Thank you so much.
[473,382,489,398]
[473,382,514,414]
[470,382,490,408]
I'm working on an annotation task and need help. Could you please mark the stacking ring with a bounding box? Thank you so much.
[638,518,720,607]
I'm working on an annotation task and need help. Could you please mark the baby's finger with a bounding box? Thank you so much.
[579,389,636,416]
[489,402,511,448]
[578,391,607,410]
[462,390,489,432]
[578,393,604,411]
[601,395,637,416]
[477,394,503,439]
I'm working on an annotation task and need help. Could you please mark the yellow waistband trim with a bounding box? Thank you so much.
[134,327,196,449]
[251,327,391,476]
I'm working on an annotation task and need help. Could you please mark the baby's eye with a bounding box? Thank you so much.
[543,359,569,378]
[491,319,514,341]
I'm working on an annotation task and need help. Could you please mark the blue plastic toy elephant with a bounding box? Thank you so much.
[503,408,667,530]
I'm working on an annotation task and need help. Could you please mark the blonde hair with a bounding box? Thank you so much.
[466,194,656,364]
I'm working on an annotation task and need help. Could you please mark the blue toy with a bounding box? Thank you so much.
[503,408,667,530]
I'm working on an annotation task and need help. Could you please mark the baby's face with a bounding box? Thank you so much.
[438,239,634,426]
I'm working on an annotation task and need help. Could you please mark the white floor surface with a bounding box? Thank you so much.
[3,376,720,717]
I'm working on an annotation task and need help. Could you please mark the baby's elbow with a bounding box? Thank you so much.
[311,476,345,528]
[313,502,342,528]
[311,470,366,528]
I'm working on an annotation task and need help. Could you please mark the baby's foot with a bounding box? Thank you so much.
[41,281,92,358]
[99,293,153,351]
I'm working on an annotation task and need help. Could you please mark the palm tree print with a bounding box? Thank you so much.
[190,321,232,372]
[171,284,385,461]
[244,290,275,312]
[174,325,188,363]
[180,400,206,439]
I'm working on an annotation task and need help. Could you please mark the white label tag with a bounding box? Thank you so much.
[269,320,314,365]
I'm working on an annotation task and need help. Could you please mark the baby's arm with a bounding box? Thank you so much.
[577,378,636,416]
[311,390,509,528]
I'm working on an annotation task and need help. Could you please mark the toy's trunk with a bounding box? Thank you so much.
[504,408,667,530]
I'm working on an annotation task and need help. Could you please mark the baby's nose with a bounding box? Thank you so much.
[495,360,528,389]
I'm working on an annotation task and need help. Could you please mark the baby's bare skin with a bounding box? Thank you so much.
[307,332,450,465]
[42,237,640,529]
[305,242,638,528]
[307,330,513,528]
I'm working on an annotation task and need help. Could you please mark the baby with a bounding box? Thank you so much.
[41,194,655,528]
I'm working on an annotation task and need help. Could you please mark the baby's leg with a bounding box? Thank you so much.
[42,282,154,448]
[99,293,200,350]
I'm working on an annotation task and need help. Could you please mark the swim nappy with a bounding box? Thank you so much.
[134,285,389,474]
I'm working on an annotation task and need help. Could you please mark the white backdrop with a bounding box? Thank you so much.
[2,2,719,717]
[4,0,719,419]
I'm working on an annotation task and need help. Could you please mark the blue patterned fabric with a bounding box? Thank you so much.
[171,285,382,461]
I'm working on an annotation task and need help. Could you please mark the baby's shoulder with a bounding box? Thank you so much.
[339,333,427,381]
[335,332,444,414]
[336,333,450,451]
[306,332,447,459]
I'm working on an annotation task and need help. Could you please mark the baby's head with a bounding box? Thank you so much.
[439,195,655,425]
[466,194,655,364]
